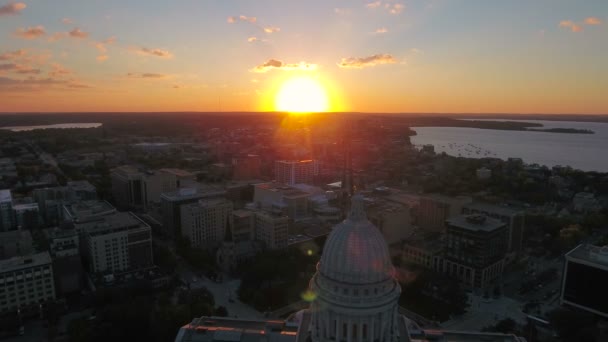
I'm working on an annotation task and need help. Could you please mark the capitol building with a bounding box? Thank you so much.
[175,195,524,342]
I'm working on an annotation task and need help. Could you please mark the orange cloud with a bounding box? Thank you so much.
[338,54,397,68]
[136,47,173,59]
[389,3,405,14]
[374,27,388,34]
[49,63,71,78]
[0,49,26,61]
[251,59,317,73]
[0,2,26,16]
[247,37,258,43]
[14,26,46,40]
[127,72,168,79]
[559,20,583,32]
[263,26,280,33]
[97,55,109,62]
[584,17,602,25]
[61,18,73,25]
[366,1,381,9]
[227,15,257,24]
[68,28,89,39]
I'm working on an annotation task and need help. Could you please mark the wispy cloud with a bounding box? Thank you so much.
[247,37,258,43]
[227,15,257,24]
[374,27,388,34]
[0,2,26,16]
[0,63,38,75]
[0,49,26,61]
[559,20,583,32]
[251,59,317,73]
[97,55,108,62]
[68,28,89,39]
[136,47,173,59]
[93,36,116,61]
[388,3,404,14]
[228,14,280,34]
[263,26,280,33]
[584,17,602,25]
[14,26,46,40]
[338,54,397,68]
[334,8,351,15]
[61,18,73,25]
[366,1,382,9]
[127,72,168,79]
[48,63,70,78]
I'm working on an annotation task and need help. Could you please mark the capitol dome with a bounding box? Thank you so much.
[319,195,394,284]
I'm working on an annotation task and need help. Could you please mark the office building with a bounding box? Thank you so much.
[145,168,196,204]
[176,196,524,342]
[462,202,525,253]
[275,160,317,185]
[232,209,254,242]
[181,198,233,249]
[560,244,608,318]
[66,180,98,201]
[253,182,310,220]
[111,165,148,210]
[254,210,289,250]
[232,154,262,180]
[0,230,33,260]
[77,212,153,274]
[160,186,226,238]
[63,200,116,223]
[48,226,83,296]
[416,195,472,232]
[443,215,508,289]
[13,203,40,230]
[0,252,56,315]
[0,189,15,232]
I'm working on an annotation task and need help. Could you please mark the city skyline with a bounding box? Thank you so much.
[0,0,607,114]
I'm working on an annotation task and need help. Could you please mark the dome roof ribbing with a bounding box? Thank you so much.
[318,195,394,284]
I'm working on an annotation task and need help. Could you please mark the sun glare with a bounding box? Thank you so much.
[274,77,329,113]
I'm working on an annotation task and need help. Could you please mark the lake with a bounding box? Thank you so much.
[0,123,102,132]
[411,120,608,172]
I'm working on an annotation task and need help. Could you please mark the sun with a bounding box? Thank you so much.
[274,76,329,113]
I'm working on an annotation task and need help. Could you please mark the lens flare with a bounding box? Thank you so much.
[275,76,329,113]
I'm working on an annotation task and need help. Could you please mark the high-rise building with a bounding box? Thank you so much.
[180,198,233,249]
[232,209,254,242]
[462,202,525,253]
[253,182,310,220]
[0,252,56,315]
[0,230,33,259]
[175,196,524,342]
[160,187,226,238]
[232,154,262,180]
[275,160,317,185]
[253,210,288,250]
[560,244,608,318]
[111,165,148,210]
[48,226,83,296]
[0,189,15,232]
[145,168,196,204]
[416,195,472,232]
[77,212,153,274]
[443,215,508,289]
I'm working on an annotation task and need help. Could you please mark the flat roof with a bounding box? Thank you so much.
[255,183,308,198]
[13,203,39,211]
[162,187,226,201]
[176,316,298,342]
[464,202,524,216]
[446,215,505,232]
[0,189,12,203]
[566,244,608,269]
[64,200,115,221]
[0,251,51,273]
[76,212,150,236]
[67,180,96,191]
[160,168,195,178]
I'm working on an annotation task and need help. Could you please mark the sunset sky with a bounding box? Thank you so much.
[0,0,607,114]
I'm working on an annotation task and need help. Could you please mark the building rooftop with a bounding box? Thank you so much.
[13,203,39,211]
[64,200,116,222]
[566,244,608,268]
[76,211,150,236]
[175,316,299,342]
[255,183,309,198]
[0,189,12,203]
[161,186,226,202]
[0,251,51,273]
[159,168,195,178]
[233,209,253,218]
[67,180,96,192]
[446,215,505,232]
[464,202,524,216]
